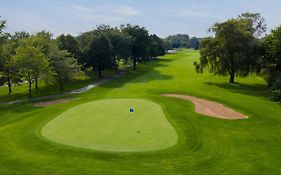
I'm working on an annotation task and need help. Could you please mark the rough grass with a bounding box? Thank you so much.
[0,50,281,174]
[0,70,115,103]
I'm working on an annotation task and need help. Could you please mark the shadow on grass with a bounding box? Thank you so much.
[0,103,39,126]
[100,59,174,89]
[205,82,268,97]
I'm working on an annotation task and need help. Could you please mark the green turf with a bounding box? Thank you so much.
[0,50,281,174]
[41,98,178,152]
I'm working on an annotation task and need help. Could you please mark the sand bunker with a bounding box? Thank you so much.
[162,94,248,120]
[34,98,73,107]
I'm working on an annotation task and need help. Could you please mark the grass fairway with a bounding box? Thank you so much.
[1,50,281,174]
[41,98,178,152]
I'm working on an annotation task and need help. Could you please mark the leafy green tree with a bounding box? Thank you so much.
[238,12,267,38]
[0,17,6,44]
[56,34,82,64]
[105,28,133,68]
[121,24,150,70]
[0,17,8,88]
[187,37,200,50]
[79,25,133,69]
[163,39,172,51]
[195,14,265,83]
[263,26,281,86]
[85,34,114,78]
[148,34,166,59]
[1,41,18,94]
[18,32,53,88]
[166,34,190,48]
[13,46,50,98]
[11,31,30,41]
[49,49,81,90]
[0,17,7,53]
[0,18,5,33]
[19,32,52,56]
[36,30,53,41]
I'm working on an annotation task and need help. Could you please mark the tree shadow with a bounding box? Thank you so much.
[0,103,39,126]
[156,58,173,62]
[100,60,174,89]
[204,82,268,97]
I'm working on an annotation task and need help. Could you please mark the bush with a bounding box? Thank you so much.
[266,74,281,88]
[272,77,281,90]
[268,76,281,103]
[271,89,281,102]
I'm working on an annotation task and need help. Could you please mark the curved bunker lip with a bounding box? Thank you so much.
[162,94,248,120]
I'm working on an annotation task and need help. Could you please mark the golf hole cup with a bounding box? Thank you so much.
[130,108,134,113]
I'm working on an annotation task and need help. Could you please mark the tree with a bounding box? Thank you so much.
[121,24,150,70]
[166,34,190,48]
[238,12,267,38]
[187,37,200,50]
[18,32,53,88]
[0,17,6,43]
[163,39,172,51]
[263,26,281,86]
[56,34,82,64]
[11,31,30,41]
[104,28,132,68]
[1,41,18,94]
[13,46,50,98]
[0,17,7,59]
[49,49,81,90]
[148,34,166,59]
[0,17,8,90]
[195,14,265,83]
[85,34,114,78]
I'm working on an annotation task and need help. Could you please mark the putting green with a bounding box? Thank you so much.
[41,98,178,152]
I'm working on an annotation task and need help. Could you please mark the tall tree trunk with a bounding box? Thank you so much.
[35,78,38,89]
[133,58,136,71]
[229,72,235,84]
[229,56,235,84]
[7,76,12,94]
[59,82,64,91]
[28,81,32,98]
[58,75,64,91]
[98,69,102,78]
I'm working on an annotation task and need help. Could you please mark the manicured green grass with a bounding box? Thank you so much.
[41,98,178,152]
[0,50,281,174]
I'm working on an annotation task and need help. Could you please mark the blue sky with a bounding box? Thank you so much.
[1,0,280,38]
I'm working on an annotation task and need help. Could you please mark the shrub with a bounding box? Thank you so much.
[266,74,281,87]
[271,89,281,102]
[272,77,281,90]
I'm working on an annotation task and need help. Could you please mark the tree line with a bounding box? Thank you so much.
[195,12,281,102]
[0,19,166,98]
[164,34,201,50]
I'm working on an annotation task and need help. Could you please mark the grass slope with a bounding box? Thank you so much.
[41,98,178,152]
[0,70,115,103]
[0,50,281,174]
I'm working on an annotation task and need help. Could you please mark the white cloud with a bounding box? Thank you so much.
[66,4,141,23]
[178,10,215,18]
[113,5,141,16]
[68,4,93,13]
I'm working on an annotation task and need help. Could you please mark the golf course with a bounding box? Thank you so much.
[1,49,281,174]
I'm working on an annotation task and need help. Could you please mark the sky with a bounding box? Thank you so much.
[0,0,280,38]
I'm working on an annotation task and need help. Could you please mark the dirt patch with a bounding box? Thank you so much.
[162,94,248,120]
[34,98,73,107]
